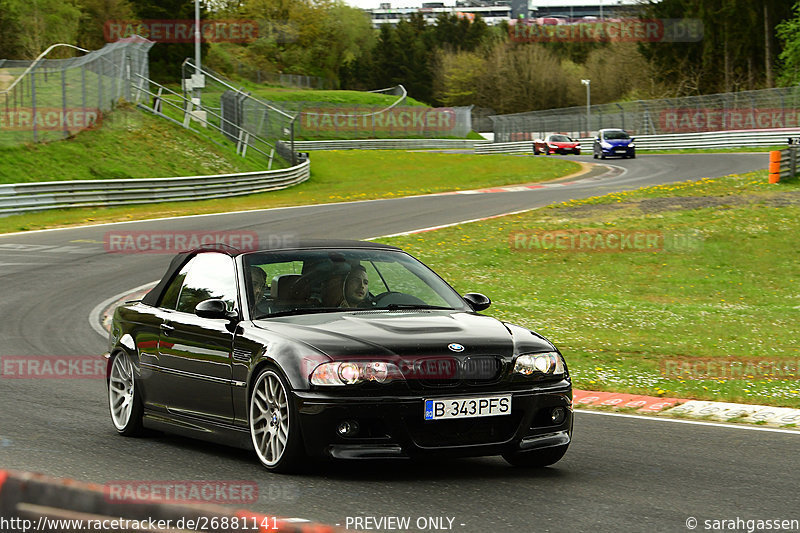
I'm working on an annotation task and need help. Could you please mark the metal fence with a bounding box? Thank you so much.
[292,139,488,151]
[184,66,473,143]
[0,38,153,146]
[491,86,800,142]
[231,61,334,90]
[288,102,474,140]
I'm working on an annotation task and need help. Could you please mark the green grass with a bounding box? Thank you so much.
[0,105,274,184]
[232,79,428,107]
[0,151,581,233]
[376,171,800,408]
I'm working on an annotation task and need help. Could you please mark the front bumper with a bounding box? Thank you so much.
[600,146,634,157]
[548,146,580,155]
[293,384,573,459]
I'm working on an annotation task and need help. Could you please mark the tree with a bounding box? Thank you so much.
[132,0,209,81]
[77,0,135,51]
[0,0,82,59]
[640,0,794,94]
[777,1,800,85]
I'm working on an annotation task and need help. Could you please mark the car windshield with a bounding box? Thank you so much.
[604,131,630,140]
[549,135,571,142]
[244,249,468,318]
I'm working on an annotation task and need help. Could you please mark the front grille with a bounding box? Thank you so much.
[406,412,522,447]
[409,356,504,389]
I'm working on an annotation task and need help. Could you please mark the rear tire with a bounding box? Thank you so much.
[503,444,568,468]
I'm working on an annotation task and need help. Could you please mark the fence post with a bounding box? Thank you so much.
[31,68,37,143]
[62,68,68,139]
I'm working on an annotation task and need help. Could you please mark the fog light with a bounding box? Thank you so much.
[551,407,566,425]
[337,420,360,437]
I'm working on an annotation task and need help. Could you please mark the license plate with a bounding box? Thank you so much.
[424,395,511,421]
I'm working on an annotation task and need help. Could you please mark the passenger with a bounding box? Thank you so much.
[340,265,370,308]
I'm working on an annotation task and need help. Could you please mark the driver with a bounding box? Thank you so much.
[250,266,268,311]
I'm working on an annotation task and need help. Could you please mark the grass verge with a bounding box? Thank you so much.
[376,171,800,408]
[0,105,273,184]
[0,151,581,233]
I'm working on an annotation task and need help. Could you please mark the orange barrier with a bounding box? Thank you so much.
[769,150,782,183]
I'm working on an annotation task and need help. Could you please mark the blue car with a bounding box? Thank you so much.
[593,128,635,159]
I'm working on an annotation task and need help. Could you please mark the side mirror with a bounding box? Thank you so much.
[463,293,491,312]
[195,299,239,321]
[630,137,635,142]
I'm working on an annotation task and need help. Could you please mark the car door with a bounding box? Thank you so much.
[158,252,239,424]
[137,257,195,412]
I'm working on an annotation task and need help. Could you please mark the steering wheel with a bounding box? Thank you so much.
[372,291,427,306]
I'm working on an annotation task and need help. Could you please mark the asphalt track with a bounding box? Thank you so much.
[2,153,797,533]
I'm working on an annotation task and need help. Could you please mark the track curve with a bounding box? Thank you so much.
[2,153,794,533]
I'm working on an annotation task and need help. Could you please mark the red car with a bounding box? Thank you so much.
[534,134,581,155]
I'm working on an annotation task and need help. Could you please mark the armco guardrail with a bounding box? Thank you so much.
[476,129,800,155]
[0,160,309,215]
[0,469,349,533]
[474,141,535,154]
[291,139,489,151]
[768,146,799,183]
[627,129,800,150]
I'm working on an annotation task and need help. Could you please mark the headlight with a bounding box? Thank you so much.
[311,361,400,386]
[513,352,565,377]
[629,143,635,148]
[601,142,612,149]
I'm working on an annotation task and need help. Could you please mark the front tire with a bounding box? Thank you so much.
[249,366,305,473]
[108,352,144,437]
[503,444,568,468]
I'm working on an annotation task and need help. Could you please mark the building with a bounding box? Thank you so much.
[367,1,512,27]
[364,0,647,27]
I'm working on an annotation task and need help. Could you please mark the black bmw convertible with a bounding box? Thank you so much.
[106,240,572,472]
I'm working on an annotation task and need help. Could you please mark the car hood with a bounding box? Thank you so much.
[253,310,551,358]
[550,141,578,147]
